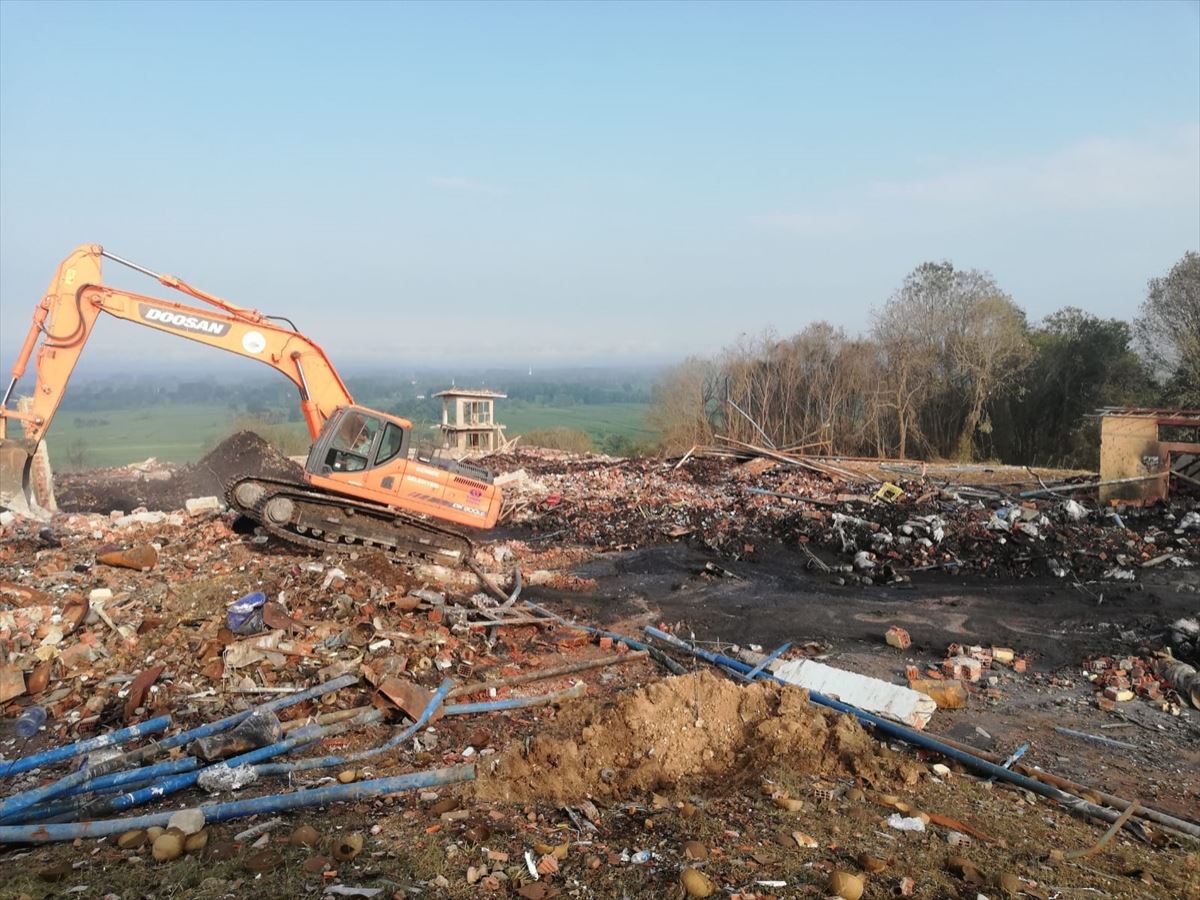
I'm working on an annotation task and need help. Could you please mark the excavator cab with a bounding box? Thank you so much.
[303,406,501,530]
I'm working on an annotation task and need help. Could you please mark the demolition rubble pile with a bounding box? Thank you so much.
[0,437,1198,897]
[488,447,1200,582]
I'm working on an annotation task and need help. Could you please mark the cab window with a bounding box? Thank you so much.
[325,411,380,473]
[373,422,407,467]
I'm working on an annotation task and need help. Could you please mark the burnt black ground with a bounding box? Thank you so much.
[523,540,1200,670]
[521,539,1200,821]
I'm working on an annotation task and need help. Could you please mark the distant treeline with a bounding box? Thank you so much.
[652,253,1199,469]
[51,367,659,421]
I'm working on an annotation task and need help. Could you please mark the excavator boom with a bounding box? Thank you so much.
[1,245,353,454]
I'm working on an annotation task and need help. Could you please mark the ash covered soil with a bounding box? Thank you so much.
[2,439,1198,898]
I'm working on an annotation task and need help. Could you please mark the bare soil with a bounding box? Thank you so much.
[475,671,921,804]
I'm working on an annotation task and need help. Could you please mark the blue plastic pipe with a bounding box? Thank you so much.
[0,763,475,843]
[0,757,200,823]
[0,673,358,814]
[68,755,199,797]
[91,672,360,775]
[84,709,382,818]
[522,601,686,675]
[441,681,585,716]
[745,642,791,680]
[0,716,171,779]
[253,679,454,777]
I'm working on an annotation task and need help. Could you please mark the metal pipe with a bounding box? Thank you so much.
[641,628,1167,839]
[467,559,511,604]
[67,756,199,797]
[85,710,382,818]
[0,764,475,844]
[927,731,1200,838]
[292,354,311,400]
[1054,726,1137,751]
[522,601,686,675]
[280,705,373,733]
[442,681,585,716]
[503,565,523,608]
[0,376,17,409]
[0,716,171,779]
[99,250,161,280]
[252,679,453,777]
[449,651,648,698]
[1017,473,1161,498]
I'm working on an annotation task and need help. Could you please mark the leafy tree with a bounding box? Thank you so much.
[989,308,1154,467]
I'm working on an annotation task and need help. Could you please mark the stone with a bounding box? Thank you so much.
[168,809,205,836]
[117,829,147,850]
[185,496,222,516]
[152,831,184,862]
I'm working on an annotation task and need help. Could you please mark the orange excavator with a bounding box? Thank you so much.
[0,245,501,563]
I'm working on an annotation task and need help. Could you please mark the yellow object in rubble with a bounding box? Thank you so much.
[875,482,905,503]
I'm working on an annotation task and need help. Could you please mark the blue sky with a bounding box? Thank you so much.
[1,0,1197,371]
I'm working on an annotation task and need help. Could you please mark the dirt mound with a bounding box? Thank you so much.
[57,432,303,513]
[194,430,303,487]
[474,671,914,803]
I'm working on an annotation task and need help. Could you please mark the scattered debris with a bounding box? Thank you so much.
[0,434,1194,897]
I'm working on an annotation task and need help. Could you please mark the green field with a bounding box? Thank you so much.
[42,404,240,469]
[39,402,656,469]
[501,402,655,443]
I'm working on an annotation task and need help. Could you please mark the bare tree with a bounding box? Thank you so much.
[649,356,721,453]
[873,262,1030,460]
[1135,251,1200,399]
[950,293,1032,459]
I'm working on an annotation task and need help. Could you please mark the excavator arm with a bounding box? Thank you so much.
[1,244,354,454]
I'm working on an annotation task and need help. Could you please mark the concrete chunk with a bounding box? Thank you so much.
[185,496,223,516]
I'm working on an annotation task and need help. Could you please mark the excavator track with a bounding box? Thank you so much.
[225,475,472,565]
